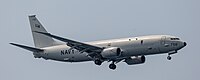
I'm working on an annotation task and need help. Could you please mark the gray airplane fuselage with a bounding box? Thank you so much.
[10,15,187,70]
[36,35,186,62]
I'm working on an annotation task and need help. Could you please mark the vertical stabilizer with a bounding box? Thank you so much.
[29,15,55,48]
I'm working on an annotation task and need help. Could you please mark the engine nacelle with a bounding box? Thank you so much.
[125,56,145,65]
[101,47,122,58]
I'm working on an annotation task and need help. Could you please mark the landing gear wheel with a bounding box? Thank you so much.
[94,60,102,65]
[109,64,116,70]
[167,56,172,60]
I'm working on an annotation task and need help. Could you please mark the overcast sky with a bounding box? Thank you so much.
[0,0,199,80]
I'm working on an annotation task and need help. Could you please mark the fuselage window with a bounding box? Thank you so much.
[108,43,111,46]
[141,40,143,44]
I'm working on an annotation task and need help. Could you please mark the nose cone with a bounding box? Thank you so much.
[184,42,187,46]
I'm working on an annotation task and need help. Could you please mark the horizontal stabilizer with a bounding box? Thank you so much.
[10,43,44,52]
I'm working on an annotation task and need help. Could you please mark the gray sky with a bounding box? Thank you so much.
[0,0,199,80]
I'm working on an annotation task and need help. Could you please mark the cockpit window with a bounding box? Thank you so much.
[170,38,180,40]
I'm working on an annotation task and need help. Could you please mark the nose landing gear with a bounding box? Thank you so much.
[167,55,172,60]
[167,50,177,60]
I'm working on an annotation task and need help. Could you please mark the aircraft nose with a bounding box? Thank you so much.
[184,42,187,46]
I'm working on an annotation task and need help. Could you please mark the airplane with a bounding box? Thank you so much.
[10,15,187,70]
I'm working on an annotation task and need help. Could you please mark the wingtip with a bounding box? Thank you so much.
[29,15,36,17]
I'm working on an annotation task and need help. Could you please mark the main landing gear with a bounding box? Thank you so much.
[95,59,117,70]
[94,60,117,70]
[94,59,102,65]
[109,61,116,70]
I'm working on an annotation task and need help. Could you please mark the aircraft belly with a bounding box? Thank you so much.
[70,52,92,62]
[121,47,143,56]
[120,41,161,56]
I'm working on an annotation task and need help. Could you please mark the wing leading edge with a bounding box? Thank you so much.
[34,31,103,54]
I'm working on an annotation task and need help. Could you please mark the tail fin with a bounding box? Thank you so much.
[29,15,55,48]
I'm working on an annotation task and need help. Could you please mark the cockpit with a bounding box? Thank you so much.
[170,38,180,40]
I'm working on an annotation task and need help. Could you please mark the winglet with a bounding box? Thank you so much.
[10,43,44,52]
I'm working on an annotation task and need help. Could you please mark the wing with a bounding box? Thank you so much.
[34,31,103,54]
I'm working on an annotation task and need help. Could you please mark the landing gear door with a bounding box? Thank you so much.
[161,36,166,45]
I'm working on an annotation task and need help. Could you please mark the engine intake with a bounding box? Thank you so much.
[101,47,122,58]
[125,56,145,65]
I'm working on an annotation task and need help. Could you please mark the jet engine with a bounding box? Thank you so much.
[101,47,122,58]
[125,56,145,65]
